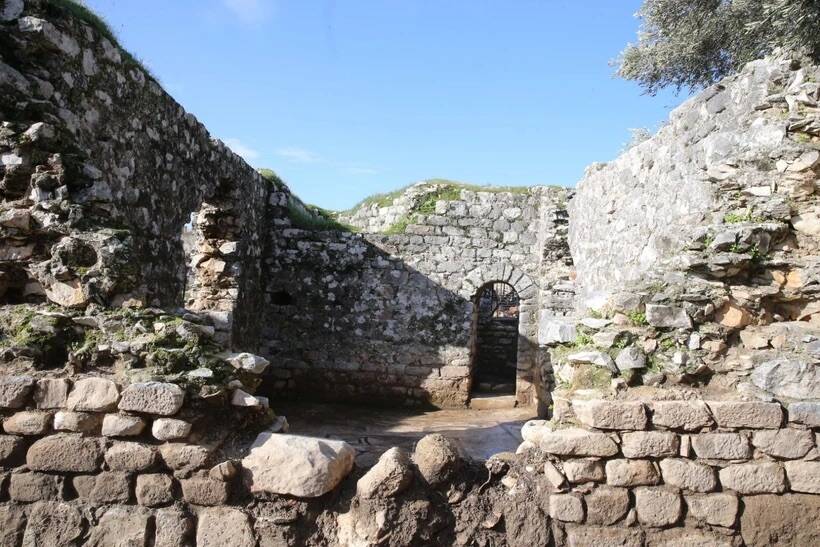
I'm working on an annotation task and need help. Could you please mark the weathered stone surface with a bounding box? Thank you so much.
[357,447,413,498]
[225,352,270,374]
[53,410,101,433]
[33,378,68,409]
[413,434,462,486]
[118,382,184,416]
[563,458,606,483]
[543,460,567,489]
[208,461,238,482]
[645,304,691,329]
[538,317,576,345]
[106,441,158,472]
[566,351,616,370]
[752,428,814,459]
[181,475,230,506]
[0,434,25,465]
[9,472,60,502]
[784,461,820,494]
[650,401,714,431]
[155,507,193,547]
[741,494,820,547]
[539,428,619,457]
[789,402,820,427]
[135,473,175,507]
[72,472,130,504]
[152,418,192,441]
[549,493,584,523]
[86,506,150,547]
[0,376,34,409]
[751,358,820,400]
[691,433,751,459]
[101,414,146,437]
[3,411,51,435]
[621,431,679,458]
[197,507,255,547]
[564,526,643,547]
[719,462,786,494]
[615,346,646,370]
[22,501,83,547]
[605,459,660,487]
[27,433,103,472]
[0,504,25,547]
[243,432,355,497]
[584,486,630,525]
[66,378,119,412]
[634,487,682,527]
[645,528,736,547]
[685,492,738,527]
[573,400,647,430]
[706,401,783,428]
[159,443,211,476]
[659,458,717,492]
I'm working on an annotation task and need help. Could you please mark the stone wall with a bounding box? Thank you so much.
[0,0,273,348]
[260,184,574,410]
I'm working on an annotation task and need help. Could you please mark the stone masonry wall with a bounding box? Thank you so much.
[0,0,273,348]
[260,184,574,410]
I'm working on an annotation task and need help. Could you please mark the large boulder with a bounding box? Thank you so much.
[242,433,354,498]
[413,434,461,486]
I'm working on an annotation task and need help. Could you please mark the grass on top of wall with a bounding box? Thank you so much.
[48,0,156,80]
[287,198,358,232]
[350,179,532,213]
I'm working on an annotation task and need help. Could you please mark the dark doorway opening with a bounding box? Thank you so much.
[471,281,520,397]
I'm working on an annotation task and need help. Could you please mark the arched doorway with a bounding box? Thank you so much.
[470,281,520,397]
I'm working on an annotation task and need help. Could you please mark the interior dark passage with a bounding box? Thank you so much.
[471,282,520,396]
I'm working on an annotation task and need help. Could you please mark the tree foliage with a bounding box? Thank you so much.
[618,0,820,94]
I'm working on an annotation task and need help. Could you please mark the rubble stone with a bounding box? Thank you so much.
[118,382,185,416]
[548,494,584,523]
[584,486,630,525]
[706,401,783,428]
[634,487,682,527]
[659,458,717,492]
[605,459,660,486]
[539,428,619,457]
[135,473,175,507]
[621,431,679,458]
[685,492,738,527]
[719,462,786,494]
[573,400,647,430]
[650,401,714,431]
[784,461,820,494]
[356,447,413,498]
[27,434,103,472]
[0,376,34,408]
[196,507,255,547]
[66,378,119,412]
[691,433,751,460]
[752,428,814,459]
[106,442,158,472]
[563,458,606,483]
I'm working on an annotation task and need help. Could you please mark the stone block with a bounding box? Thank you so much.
[3,410,51,435]
[9,472,61,502]
[106,441,158,472]
[650,401,713,431]
[543,460,566,489]
[658,458,717,492]
[564,526,643,547]
[243,433,355,497]
[788,402,820,427]
[605,459,660,487]
[548,493,584,523]
[209,460,238,482]
[0,504,25,547]
[645,304,691,328]
[72,472,130,504]
[66,378,119,412]
[573,400,647,430]
[584,486,630,525]
[539,428,618,457]
[356,447,413,498]
[152,418,192,441]
[27,433,103,473]
[752,428,814,459]
[691,433,751,459]
[86,506,150,547]
[719,462,786,494]
[22,502,83,547]
[101,414,146,437]
[155,507,193,547]
[135,473,175,507]
[706,401,783,428]
[34,378,68,409]
[621,431,679,458]
[180,475,230,506]
[159,443,211,476]
[118,382,184,416]
[0,434,26,466]
[634,487,682,527]
[53,410,101,433]
[645,528,736,547]
[0,376,34,408]
[784,461,820,494]
[196,507,255,547]
[685,492,739,527]
[563,458,605,484]
[741,494,820,547]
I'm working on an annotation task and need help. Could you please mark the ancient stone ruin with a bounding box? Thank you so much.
[1,1,819,545]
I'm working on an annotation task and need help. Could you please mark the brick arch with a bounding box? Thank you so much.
[462,264,540,408]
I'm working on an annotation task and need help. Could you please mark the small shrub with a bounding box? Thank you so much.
[627,310,648,326]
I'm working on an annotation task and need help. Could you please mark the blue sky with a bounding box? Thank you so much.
[84,0,682,210]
